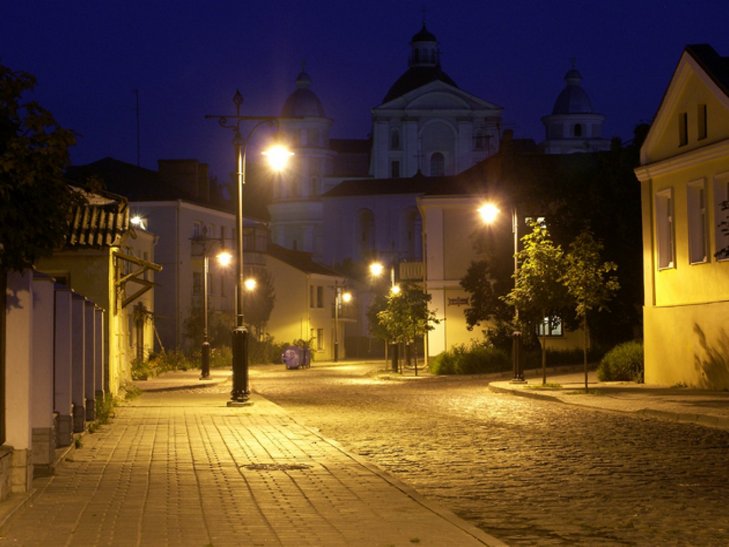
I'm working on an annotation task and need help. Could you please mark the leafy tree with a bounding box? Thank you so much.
[562,230,620,391]
[504,220,568,384]
[243,267,275,338]
[0,65,77,272]
[460,260,510,329]
[375,282,439,371]
[0,65,76,444]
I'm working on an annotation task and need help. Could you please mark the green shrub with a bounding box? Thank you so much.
[597,341,644,382]
[209,346,232,368]
[430,343,510,375]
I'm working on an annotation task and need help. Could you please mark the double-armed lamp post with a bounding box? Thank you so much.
[478,202,525,383]
[206,91,293,405]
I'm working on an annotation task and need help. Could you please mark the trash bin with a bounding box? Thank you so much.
[301,347,311,368]
[282,346,302,369]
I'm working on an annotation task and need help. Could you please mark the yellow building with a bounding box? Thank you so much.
[634,44,729,389]
[418,193,584,362]
[36,188,160,395]
[265,245,349,361]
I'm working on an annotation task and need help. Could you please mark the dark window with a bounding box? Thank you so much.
[679,112,688,146]
[574,124,583,137]
[430,152,445,176]
[391,161,400,178]
[698,104,707,140]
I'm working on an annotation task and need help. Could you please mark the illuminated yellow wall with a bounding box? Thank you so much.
[636,46,729,388]
[36,231,157,395]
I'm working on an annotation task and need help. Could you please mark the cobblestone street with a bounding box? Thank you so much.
[250,362,729,545]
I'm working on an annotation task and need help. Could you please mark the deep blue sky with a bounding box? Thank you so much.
[3,1,728,181]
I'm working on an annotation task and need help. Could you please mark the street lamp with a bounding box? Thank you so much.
[478,202,525,383]
[201,248,232,380]
[206,91,293,405]
[369,260,399,371]
[333,284,352,362]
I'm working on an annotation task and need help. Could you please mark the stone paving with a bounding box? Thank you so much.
[249,362,729,545]
[0,385,500,546]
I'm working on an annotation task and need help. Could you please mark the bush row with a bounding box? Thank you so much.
[430,340,644,382]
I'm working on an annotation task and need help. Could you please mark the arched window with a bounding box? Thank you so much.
[390,129,400,150]
[357,209,375,259]
[574,124,583,137]
[403,208,422,260]
[430,152,445,176]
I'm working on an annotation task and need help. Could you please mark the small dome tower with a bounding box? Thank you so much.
[541,63,610,154]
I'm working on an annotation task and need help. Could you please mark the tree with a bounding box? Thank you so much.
[562,230,620,391]
[375,283,439,372]
[504,220,568,385]
[460,260,510,329]
[0,65,77,272]
[243,267,275,339]
[0,64,76,444]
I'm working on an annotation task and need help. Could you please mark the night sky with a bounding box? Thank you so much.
[3,1,729,181]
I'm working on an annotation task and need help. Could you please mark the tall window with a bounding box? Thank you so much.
[655,188,675,269]
[430,152,445,176]
[687,180,708,264]
[678,112,688,147]
[573,124,583,137]
[698,104,707,140]
[391,160,400,178]
[537,317,563,337]
[390,130,400,150]
[316,328,324,351]
[714,174,729,259]
[357,209,375,259]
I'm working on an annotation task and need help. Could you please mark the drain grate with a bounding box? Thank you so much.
[241,463,312,471]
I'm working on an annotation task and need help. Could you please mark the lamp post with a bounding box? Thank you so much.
[333,284,352,362]
[206,91,293,405]
[200,247,232,380]
[369,261,400,371]
[478,203,525,383]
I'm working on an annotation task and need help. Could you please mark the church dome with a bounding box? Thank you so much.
[551,68,593,114]
[411,25,436,43]
[282,71,326,117]
[383,23,457,103]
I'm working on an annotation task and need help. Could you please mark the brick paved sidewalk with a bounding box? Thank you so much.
[490,370,729,431]
[0,389,502,547]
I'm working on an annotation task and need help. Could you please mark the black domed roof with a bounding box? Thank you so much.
[383,66,458,103]
[411,24,436,43]
[383,23,456,103]
[281,71,326,117]
[551,68,594,114]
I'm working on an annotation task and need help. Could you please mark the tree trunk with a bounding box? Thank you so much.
[583,315,589,392]
[541,314,547,385]
[0,269,6,445]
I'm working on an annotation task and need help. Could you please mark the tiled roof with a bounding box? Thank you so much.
[267,244,340,276]
[66,186,129,248]
[321,171,485,198]
[686,44,729,98]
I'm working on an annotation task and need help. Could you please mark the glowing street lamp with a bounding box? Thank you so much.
[369,259,400,370]
[206,91,293,405]
[201,249,233,379]
[244,277,257,292]
[479,201,525,382]
[333,285,352,362]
